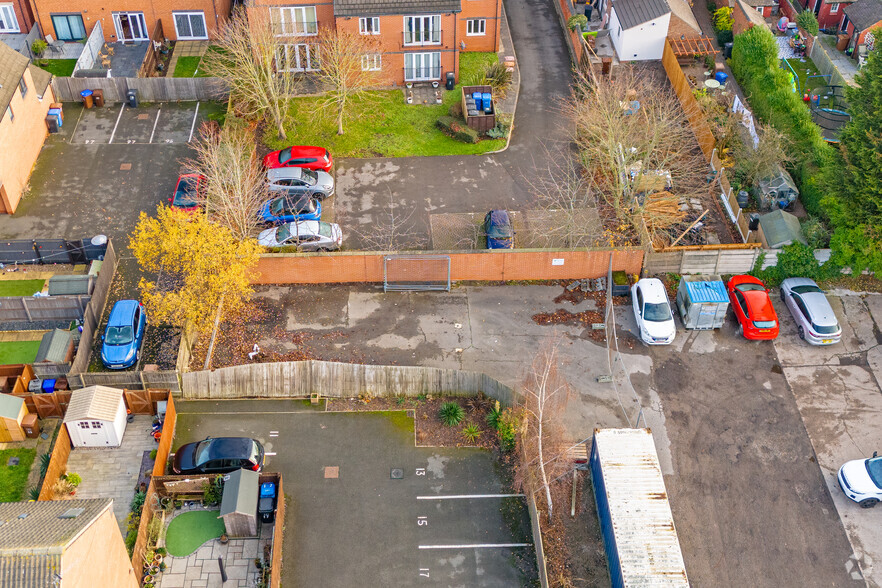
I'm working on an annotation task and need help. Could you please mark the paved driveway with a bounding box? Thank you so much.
[336,0,574,249]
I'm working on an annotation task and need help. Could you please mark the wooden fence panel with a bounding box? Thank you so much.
[269,474,285,588]
[124,390,153,414]
[662,40,716,159]
[0,295,90,323]
[38,426,71,500]
[70,240,117,375]
[131,478,160,578]
[644,248,762,275]
[51,77,227,103]
[153,394,176,477]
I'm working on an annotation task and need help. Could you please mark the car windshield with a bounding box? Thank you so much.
[753,320,776,329]
[867,458,882,488]
[278,147,292,164]
[812,323,840,335]
[643,302,671,322]
[301,169,318,184]
[194,441,214,467]
[736,283,765,293]
[250,442,261,462]
[105,326,133,345]
[276,224,291,242]
[270,198,285,215]
[173,177,197,207]
[791,284,823,294]
[318,223,333,238]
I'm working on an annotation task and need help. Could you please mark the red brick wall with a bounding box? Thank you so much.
[458,0,501,52]
[4,0,34,33]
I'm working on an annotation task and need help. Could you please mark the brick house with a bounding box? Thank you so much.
[252,0,501,85]
[799,0,854,29]
[27,0,232,43]
[838,0,882,51]
[0,498,138,587]
[0,40,53,214]
[0,0,36,36]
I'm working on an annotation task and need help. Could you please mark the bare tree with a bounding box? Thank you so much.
[182,120,270,241]
[201,7,300,140]
[355,187,428,251]
[517,339,571,522]
[733,123,793,188]
[313,28,383,135]
[562,67,708,248]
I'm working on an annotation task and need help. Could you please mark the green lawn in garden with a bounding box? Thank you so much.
[784,58,828,100]
[165,510,225,556]
[264,52,506,157]
[174,46,225,78]
[0,449,37,502]
[0,340,42,365]
[37,59,77,78]
[0,279,45,297]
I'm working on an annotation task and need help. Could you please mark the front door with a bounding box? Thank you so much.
[113,12,148,42]
[280,43,318,72]
[296,44,317,71]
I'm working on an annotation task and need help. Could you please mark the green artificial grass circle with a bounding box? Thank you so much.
[164,510,226,556]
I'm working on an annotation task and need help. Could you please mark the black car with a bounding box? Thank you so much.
[172,437,265,475]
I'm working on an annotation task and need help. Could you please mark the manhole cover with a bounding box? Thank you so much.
[119,163,132,171]
[7,457,19,466]
[391,468,403,479]
[137,114,149,120]
[324,466,339,479]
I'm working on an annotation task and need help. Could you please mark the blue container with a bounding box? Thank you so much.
[472,92,482,111]
[714,71,728,85]
[80,89,93,99]
[260,482,276,498]
[482,92,492,114]
[48,108,63,127]
[41,379,56,393]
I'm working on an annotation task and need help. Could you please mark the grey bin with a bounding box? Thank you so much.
[126,89,139,108]
[675,275,729,330]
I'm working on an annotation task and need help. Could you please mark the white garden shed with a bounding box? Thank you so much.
[64,386,128,447]
[608,0,671,61]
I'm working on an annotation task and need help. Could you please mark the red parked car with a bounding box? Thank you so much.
[263,146,333,172]
[168,173,205,212]
[727,275,779,340]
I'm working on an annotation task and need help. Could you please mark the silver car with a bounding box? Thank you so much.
[780,277,841,345]
[266,167,334,199]
[258,220,342,251]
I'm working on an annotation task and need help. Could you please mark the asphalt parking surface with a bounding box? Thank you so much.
[173,401,538,587]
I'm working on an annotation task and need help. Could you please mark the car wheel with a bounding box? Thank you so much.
[317,248,329,253]
[737,322,744,337]
[779,288,785,302]
[859,498,879,509]
[798,326,805,340]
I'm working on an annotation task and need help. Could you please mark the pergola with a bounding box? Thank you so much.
[669,36,720,57]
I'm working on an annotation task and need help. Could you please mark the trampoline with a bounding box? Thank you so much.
[809,85,850,143]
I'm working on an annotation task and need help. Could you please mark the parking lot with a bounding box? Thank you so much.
[173,400,538,587]
[69,102,204,145]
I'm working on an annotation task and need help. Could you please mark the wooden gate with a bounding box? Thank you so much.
[32,394,63,418]
[124,390,153,414]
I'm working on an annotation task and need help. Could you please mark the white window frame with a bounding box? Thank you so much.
[404,51,440,81]
[361,53,381,70]
[173,11,208,40]
[829,2,840,12]
[273,6,318,36]
[404,15,441,46]
[466,18,486,35]
[112,12,149,41]
[0,3,19,32]
[359,16,380,34]
[277,43,320,72]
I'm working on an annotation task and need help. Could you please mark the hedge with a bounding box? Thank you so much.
[437,116,480,144]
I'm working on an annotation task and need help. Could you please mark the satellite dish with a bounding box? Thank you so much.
[90,235,108,246]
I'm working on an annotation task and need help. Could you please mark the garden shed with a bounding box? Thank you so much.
[0,393,27,442]
[219,468,259,537]
[64,386,127,447]
[34,329,75,364]
[758,209,807,249]
[608,0,672,60]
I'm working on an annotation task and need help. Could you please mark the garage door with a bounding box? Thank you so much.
[75,420,113,446]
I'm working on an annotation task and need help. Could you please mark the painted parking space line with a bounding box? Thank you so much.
[108,103,126,144]
[418,543,532,549]
[265,452,277,456]
[188,102,200,142]
[68,105,86,145]
[416,494,524,500]
[149,105,162,143]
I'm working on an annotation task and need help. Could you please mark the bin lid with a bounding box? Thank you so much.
[80,89,93,97]
[482,92,491,99]
[684,279,728,304]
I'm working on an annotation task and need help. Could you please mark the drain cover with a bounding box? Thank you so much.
[324,466,339,479]
[6,457,18,466]
[390,468,403,479]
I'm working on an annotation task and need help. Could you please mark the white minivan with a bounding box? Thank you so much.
[631,278,676,345]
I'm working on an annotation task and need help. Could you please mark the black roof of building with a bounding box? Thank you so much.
[844,0,882,30]
[333,0,461,17]
[612,0,671,28]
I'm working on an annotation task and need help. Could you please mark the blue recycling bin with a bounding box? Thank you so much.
[48,108,63,127]
[472,92,482,112]
[482,92,492,114]
[714,71,728,85]
[41,379,56,393]
[260,482,276,498]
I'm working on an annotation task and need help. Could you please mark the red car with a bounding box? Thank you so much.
[727,275,779,340]
[263,146,333,172]
[168,173,205,212]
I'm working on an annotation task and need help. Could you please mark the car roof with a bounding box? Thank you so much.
[267,167,305,181]
[801,292,839,326]
[284,220,322,235]
[742,289,776,318]
[781,277,818,289]
[203,437,254,459]
[636,278,669,303]
[487,210,511,225]
[108,300,138,326]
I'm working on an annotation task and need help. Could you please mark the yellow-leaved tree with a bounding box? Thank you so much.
[129,206,262,335]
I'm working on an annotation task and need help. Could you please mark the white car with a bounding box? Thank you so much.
[258,220,342,251]
[838,453,882,508]
[780,277,841,345]
[632,278,676,345]
[266,167,335,199]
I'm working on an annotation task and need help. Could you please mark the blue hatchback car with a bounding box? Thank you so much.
[101,300,147,370]
[484,210,514,249]
[260,194,322,225]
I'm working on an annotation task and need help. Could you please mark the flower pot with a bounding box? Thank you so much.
[432,81,439,88]
[219,534,229,545]
[154,554,163,565]
[406,82,413,88]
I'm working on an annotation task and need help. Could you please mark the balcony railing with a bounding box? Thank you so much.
[403,30,441,46]
[274,21,318,36]
[404,65,441,81]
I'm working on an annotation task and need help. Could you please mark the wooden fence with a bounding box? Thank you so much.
[69,240,117,375]
[138,20,165,78]
[711,149,753,242]
[51,76,227,103]
[269,474,285,588]
[0,295,90,324]
[176,324,198,373]
[68,370,180,391]
[37,425,71,501]
[182,360,517,406]
[131,478,160,578]
[152,394,176,477]
[643,244,763,274]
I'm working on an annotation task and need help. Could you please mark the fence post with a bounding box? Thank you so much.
[21,298,32,321]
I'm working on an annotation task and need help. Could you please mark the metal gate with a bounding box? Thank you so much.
[383,255,451,292]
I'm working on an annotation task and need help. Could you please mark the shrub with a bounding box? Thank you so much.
[796,11,820,36]
[801,217,831,249]
[461,423,482,443]
[448,101,463,119]
[27,486,40,501]
[717,29,733,45]
[486,401,503,429]
[149,449,158,460]
[496,409,519,452]
[130,491,146,513]
[64,472,82,487]
[753,242,841,286]
[31,39,48,57]
[439,401,465,426]
[39,452,50,478]
[436,116,479,144]
[484,62,513,98]
[704,54,716,69]
[567,14,587,31]
[203,475,224,505]
[713,7,733,31]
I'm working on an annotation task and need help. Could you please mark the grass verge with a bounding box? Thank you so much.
[0,279,45,297]
[165,510,226,556]
[0,449,37,502]
[0,340,41,365]
[37,59,77,77]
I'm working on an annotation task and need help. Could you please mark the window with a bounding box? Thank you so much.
[466,18,485,35]
[0,3,19,32]
[78,422,90,429]
[18,76,27,99]
[5,105,12,122]
[277,43,319,72]
[829,2,839,12]
[359,17,379,34]
[51,14,86,41]
[404,52,440,80]
[361,53,381,71]
[272,6,318,36]
[173,11,207,39]
[404,15,441,45]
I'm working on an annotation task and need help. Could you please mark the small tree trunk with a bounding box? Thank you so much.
[537,413,553,522]
[336,107,344,135]
[277,117,287,141]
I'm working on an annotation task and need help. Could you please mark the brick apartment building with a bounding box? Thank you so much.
[27,0,232,43]
[0,40,53,214]
[0,0,36,35]
[252,0,502,85]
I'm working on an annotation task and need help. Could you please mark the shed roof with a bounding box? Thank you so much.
[333,0,461,17]
[0,394,23,421]
[35,329,73,364]
[759,209,807,249]
[220,469,259,517]
[0,42,29,118]
[63,386,124,423]
[612,0,671,29]
[844,0,882,30]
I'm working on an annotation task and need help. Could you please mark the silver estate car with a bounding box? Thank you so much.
[780,277,841,345]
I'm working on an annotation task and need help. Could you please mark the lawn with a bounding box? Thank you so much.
[784,58,828,99]
[37,59,77,78]
[0,340,42,365]
[0,279,45,297]
[173,46,224,78]
[0,449,37,502]
[165,510,226,556]
[263,52,506,157]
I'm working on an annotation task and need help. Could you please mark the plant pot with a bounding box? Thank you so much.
[611,271,630,297]
[406,82,413,88]
[219,534,229,545]
[154,554,163,565]
[432,81,439,88]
